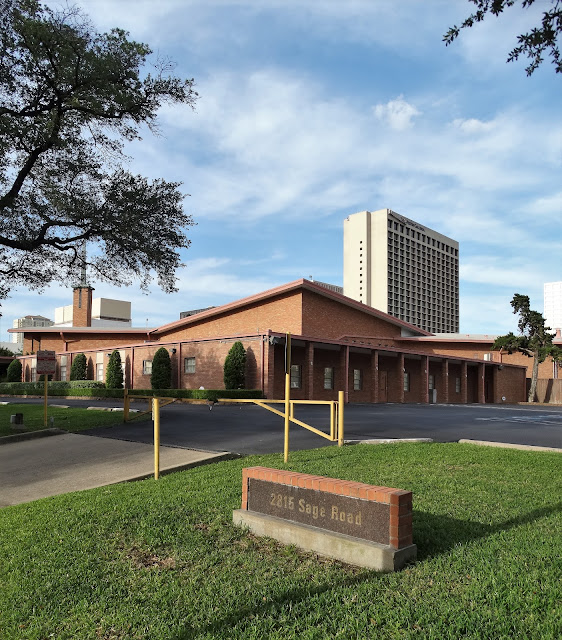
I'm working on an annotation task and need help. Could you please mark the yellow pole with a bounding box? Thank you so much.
[330,401,336,440]
[123,388,129,422]
[284,332,291,463]
[338,390,344,447]
[153,397,160,479]
[43,377,48,427]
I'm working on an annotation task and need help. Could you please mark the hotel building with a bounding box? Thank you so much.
[343,209,459,333]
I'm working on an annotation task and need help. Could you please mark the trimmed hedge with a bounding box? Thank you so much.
[127,388,264,402]
[0,380,106,395]
[0,382,263,401]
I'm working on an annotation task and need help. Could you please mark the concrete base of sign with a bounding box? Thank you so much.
[233,509,417,572]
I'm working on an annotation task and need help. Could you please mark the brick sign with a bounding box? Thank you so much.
[239,466,413,549]
[36,350,56,375]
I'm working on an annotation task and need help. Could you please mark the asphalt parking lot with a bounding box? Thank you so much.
[78,401,562,454]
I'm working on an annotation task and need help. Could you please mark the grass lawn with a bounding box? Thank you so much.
[1,443,560,639]
[0,403,141,437]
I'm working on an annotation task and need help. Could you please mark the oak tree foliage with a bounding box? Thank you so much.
[444,0,562,75]
[0,0,198,310]
[492,293,559,402]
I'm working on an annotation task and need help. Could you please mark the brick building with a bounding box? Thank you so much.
[12,280,527,404]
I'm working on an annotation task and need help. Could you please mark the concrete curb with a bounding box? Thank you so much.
[0,428,66,446]
[459,439,562,453]
[347,438,434,445]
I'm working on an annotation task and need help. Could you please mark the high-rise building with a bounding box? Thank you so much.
[544,281,562,331]
[343,209,459,333]
[11,315,54,350]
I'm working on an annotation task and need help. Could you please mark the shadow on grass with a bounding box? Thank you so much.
[173,501,562,639]
[414,501,562,561]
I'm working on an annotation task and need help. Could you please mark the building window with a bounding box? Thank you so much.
[428,374,435,390]
[353,369,362,391]
[404,372,410,392]
[96,363,104,382]
[455,377,461,393]
[60,365,67,381]
[143,360,153,375]
[324,367,334,390]
[184,357,196,374]
[290,364,302,389]
[31,367,37,382]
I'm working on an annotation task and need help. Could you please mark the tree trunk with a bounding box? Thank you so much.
[528,351,540,402]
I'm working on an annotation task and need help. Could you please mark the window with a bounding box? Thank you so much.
[324,367,334,390]
[353,369,362,391]
[290,364,302,389]
[143,360,153,375]
[96,363,104,382]
[60,365,67,381]
[428,374,435,390]
[404,372,410,392]
[184,357,196,374]
[455,377,461,393]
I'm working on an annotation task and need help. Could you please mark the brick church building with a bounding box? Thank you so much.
[12,279,527,404]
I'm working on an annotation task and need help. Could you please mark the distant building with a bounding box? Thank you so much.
[11,315,54,350]
[343,209,459,334]
[308,280,343,295]
[544,281,562,331]
[54,292,131,329]
[180,307,216,319]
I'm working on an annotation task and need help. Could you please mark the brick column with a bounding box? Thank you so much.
[339,345,350,403]
[306,342,315,400]
[461,361,468,403]
[478,363,486,404]
[370,350,379,403]
[420,355,429,403]
[441,359,449,404]
[396,353,405,403]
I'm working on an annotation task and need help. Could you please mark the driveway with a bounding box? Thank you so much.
[80,402,562,454]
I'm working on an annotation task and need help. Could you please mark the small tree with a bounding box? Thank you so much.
[493,294,557,402]
[70,353,87,381]
[224,341,246,389]
[6,358,22,382]
[106,350,124,389]
[151,347,171,389]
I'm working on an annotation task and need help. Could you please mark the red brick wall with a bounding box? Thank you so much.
[302,290,402,340]
[72,287,93,327]
[158,292,303,341]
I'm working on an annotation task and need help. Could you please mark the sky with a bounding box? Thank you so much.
[2,0,561,343]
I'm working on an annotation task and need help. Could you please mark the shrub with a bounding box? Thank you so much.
[106,350,123,389]
[150,347,171,389]
[70,353,87,380]
[223,341,246,389]
[6,359,22,382]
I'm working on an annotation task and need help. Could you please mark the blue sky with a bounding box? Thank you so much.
[2,0,561,342]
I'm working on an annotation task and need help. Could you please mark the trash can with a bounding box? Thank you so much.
[10,413,24,425]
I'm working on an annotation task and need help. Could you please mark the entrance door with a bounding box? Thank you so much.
[379,371,388,402]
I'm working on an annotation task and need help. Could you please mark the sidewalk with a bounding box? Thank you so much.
[0,431,232,507]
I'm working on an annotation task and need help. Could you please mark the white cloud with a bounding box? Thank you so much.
[373,96,421,131]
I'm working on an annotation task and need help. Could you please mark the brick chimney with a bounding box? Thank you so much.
[72,286,94,327]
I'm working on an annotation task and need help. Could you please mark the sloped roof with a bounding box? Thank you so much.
[151,279,431,337]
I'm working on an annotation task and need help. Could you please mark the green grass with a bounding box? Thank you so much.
[1,443,561,639]
[0,403,142,436]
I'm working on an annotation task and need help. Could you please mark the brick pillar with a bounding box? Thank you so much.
[478,363,486,404]
[339,345,350,403]
[266,342,276,399]
[370,350,379,403]
[420,355,429,403]
[72,286,93,327]
[461,361,468,403]
[396,354,405,403]
[306,342,315,400]
[441,359,449,404]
